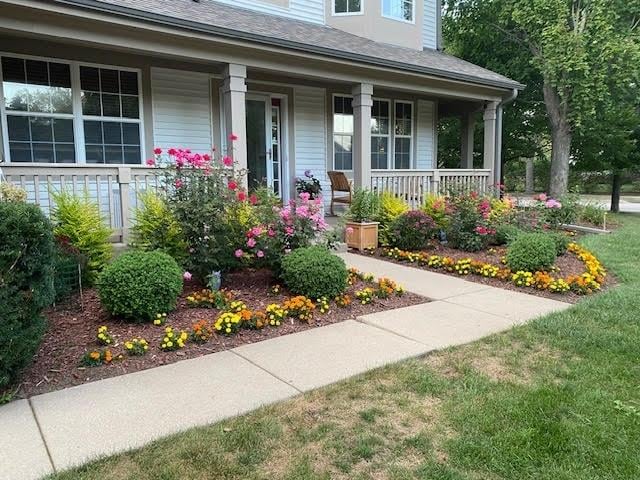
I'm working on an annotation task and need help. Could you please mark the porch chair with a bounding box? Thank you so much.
[327,170,353,216]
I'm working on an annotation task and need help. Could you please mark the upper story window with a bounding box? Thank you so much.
[0,55,143,164]
[333,0,362,15]
[382,0,414,22]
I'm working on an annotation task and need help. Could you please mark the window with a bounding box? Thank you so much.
[333,95,353,171]
[1,57,75,163]
[334,0,362,14]
[371,99,390,169]
[1,55,143,164]
[80,66,141,164]
[394,101,413,169]
[382,0,414,22]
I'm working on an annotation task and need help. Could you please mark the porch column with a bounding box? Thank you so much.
[222,64,248,180]
[483,101,499,181]
[351,83,373,189]
[460,112,476,169]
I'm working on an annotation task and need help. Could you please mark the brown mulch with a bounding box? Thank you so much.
[14,270,426,399]
[360,242,614,304]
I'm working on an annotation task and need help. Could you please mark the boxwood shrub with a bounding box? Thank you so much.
[506,233,557,272]
[98,251,183,322]
[280,246,348,299]
[0,201,55,390]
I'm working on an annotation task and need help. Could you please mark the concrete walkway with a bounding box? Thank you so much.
[1,253,571,480]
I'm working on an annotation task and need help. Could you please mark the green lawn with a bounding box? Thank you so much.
[51,215,640,480]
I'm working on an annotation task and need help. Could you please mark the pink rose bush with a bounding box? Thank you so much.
[235,193,328,267]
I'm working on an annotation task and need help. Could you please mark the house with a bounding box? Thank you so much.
[0,0,522,241]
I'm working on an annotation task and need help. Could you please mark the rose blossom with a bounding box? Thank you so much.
[153,147,162,155]
[183,271,192,281]
[228,181,237,190]
[234,249,244,258]
[237,191,247,202]
[222,156,233,167]
[145,158,155,166]
[256,250,265,258]
[249,194,258,205]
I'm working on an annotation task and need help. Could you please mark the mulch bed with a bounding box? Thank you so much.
[358,242,614,304]
[15,269,426,399]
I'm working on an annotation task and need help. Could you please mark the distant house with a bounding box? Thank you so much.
[0,0,522,240]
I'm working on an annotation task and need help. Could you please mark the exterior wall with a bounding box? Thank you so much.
[151,68,213,153]
[293,86,330,204]
[326,1,424,50]
[422,0,438,49]
[212,0,324,24]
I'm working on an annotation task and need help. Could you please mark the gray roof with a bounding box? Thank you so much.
[55,0,523,90]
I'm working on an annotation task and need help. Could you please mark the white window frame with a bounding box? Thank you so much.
[332,0,364,16]
[393,100,414,169]
[0,52,144,165]
[332,93,354,172]
[371,98,391,170]
[381,0,415,24]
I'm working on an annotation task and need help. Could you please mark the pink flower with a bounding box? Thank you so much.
[229,133,238,141]
[153,147,162,155]
[299,192,311,202]
[475,226,494,236]
[203,154,211,161]
[174,179,183,188]
[168,148,177,156]
[247,238,257,248]
[183,271,192,281]
[545,199,562,209]
[346,227,354,235]
[228,181,238,191]
[268,228,276,238]
[234,249,244,258]
[256,250,265,258]
[237,191,247,202]
[222,156,233,167]
[251,226,263,237]
[285,226,294,235]
[145,158,155,166]
[537,193,548,202]
[249,194,258,205]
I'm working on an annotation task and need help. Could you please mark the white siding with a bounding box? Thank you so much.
[416,100,435,168]
[212,0,324,24]
[151,68,212,152]
[422,0,438,49]
[293,86,329,203]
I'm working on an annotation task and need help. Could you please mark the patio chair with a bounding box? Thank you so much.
[327,170,353,216]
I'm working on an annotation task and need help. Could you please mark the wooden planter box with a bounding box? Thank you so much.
[345,221,379,251]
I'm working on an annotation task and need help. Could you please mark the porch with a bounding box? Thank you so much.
[0,0,516,241]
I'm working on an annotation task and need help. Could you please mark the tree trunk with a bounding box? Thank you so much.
[525,157,535,193]
[611,172,622,213]
[543,82,571,198]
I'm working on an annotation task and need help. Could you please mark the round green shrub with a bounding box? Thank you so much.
[0,201,55,390]
[506,233,557,272]
[493,224,523,246]
[389,210,437,251]
[280,246,348,299]
[98,251,183,321]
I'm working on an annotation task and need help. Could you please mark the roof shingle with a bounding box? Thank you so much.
[55,0,523,89]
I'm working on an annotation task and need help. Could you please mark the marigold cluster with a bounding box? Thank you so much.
[284,296,316,323]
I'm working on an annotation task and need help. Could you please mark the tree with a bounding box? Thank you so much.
[444,0,640,197]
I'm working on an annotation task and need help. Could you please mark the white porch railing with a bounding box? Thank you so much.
[371,168,492,208]
[0,164,162,243]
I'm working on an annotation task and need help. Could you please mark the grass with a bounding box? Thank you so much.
[50,215,640,480]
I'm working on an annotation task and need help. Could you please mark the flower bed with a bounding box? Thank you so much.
[364,241,607,302]
[15,268,426,398]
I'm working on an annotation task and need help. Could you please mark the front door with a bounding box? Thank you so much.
[246,95,282,196]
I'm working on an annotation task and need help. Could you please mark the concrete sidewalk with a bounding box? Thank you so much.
[1,253,571,480]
